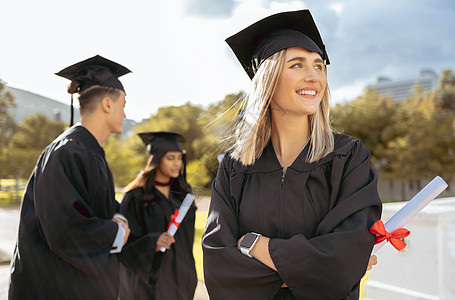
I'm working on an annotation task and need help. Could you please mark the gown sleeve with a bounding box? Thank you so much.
[118,190,161,283]
[34,142,119,277]
[268,140,382,300]
[202,156,284,300]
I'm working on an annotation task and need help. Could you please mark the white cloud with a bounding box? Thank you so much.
[329,3,343,15]
[1,0,454,121]
[330,80,369,105]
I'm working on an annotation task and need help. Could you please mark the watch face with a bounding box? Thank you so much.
[240,233,258,248]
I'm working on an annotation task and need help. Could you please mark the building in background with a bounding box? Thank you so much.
[368,69,439,101]
[4,84,135,136]
[5,85,81,124]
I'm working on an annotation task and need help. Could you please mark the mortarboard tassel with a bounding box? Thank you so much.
[70,94,74,127]
[182,151,187,180]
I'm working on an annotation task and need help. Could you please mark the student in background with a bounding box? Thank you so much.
[9,55,131,299]
[119,131,197,300]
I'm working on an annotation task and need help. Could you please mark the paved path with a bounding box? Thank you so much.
[0,206,20,300]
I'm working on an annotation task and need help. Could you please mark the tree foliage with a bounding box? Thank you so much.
[134,102,205,161]
[3,114,65,180]
[332,71,455,182]
[437,69,455,112]
[105,92,243,189]
[104,134,145,189]
[0,82,17,150]
[331,89,397,167]
[386,90,455,181]
[4,69,454,193]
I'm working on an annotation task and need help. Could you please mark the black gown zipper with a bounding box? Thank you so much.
[279,171,285,236]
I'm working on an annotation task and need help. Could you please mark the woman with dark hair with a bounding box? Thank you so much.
[202,10,382,300]
[119,131,197,300]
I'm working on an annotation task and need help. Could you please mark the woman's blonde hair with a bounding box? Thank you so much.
[229,49,334,166]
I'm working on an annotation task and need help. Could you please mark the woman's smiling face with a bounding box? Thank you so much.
[271,47,327,117]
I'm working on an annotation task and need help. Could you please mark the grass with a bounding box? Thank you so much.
[0,190,23,206]
[193,210,208,281]
[0,179,26,206]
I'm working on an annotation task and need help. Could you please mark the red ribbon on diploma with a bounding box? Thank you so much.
[370,220,410,251]
[167,209,181,231]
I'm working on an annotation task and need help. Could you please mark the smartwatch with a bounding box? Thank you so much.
[240,232,261,258]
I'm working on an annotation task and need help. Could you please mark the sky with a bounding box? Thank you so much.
[1,0,454,122]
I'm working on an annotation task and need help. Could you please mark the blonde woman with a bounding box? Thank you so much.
[202,10,382,300]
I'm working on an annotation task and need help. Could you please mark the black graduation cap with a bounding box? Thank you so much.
[138,131,187,179]
[226,9,329,79]
[138,131,185,155]
[55,55,131,126]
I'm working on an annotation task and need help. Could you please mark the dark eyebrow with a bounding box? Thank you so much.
[287,56,325,64]
[287,57,306,63]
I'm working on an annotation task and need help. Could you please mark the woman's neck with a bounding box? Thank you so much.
[154,173,171,198]
[155,185,170,199]
[270,111,310,172]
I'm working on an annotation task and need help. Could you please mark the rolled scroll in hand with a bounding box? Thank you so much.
[371,176,448,253]
[160,193,195,253]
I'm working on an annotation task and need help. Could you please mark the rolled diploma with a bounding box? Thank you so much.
[159,193,195,252]
[373,176,448,254]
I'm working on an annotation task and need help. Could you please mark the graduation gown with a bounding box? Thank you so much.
[203,133,382,300]
[119,185,197,300]
[9,125,121,300]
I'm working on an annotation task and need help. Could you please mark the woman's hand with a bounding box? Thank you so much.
[367,255,378,271]
[155,232,175,252]
[238,234,286,286]
[237,234,277,271]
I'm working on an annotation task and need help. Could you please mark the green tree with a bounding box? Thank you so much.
[104,134,145,189]
[0,82,17,185]
[331,88,398,170]
[332,83,455,183]
[437,69,455,112]
[0,82,17,154]
[2,113,65,202]
[105,92,244,190]
[387,89,455,181]
[5,114,65,180]
[194,92,243,186]
[134,102,205,161]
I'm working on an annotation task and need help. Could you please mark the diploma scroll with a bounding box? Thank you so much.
[159,193,195,253]
[372,176,448,254]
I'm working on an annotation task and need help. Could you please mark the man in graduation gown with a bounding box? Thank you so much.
[8,55,132,300]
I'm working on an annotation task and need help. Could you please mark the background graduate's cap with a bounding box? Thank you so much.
[226,9,329,79]
[55,55,131,126]
[138,131,187,179]
[138,131,185,155]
